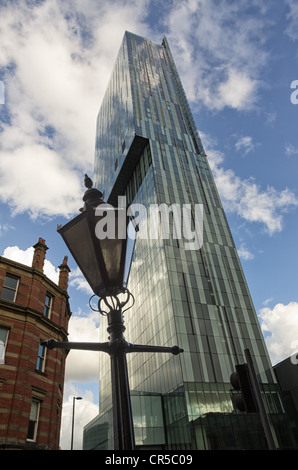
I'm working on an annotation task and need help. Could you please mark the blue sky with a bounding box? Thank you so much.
[1,0,298,449]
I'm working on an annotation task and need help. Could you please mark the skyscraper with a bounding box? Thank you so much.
[84,32,295,450]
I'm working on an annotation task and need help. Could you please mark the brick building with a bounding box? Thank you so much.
[0,238,71,450]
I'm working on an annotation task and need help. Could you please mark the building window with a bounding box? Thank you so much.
[43,293,52,318]
[36,344,46,372]
[0,327,9,364]
[1,274,19,302]
[27,399,40,442]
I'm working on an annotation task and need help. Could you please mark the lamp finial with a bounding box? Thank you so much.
[84,174,93,189]
[82,174,103,208]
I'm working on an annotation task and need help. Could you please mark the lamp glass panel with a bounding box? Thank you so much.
[123,219,136,287]
[58,212,104,295]
[99,237,123,286]
[59,205,136,297]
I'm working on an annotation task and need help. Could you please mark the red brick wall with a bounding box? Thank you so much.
[0,246,71,450]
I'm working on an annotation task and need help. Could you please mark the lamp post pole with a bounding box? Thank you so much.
[71,396,82,450]
[108,308,135,449]
[41,295,183,450]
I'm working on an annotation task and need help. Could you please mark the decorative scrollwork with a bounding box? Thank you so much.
[89,288,135,316]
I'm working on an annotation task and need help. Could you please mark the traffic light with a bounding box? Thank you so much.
[230,363,258,413]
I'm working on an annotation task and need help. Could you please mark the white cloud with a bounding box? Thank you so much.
[0,144,83,219]
[285,143,298,156]
[237,243,254,260]
[259,302,298,365]
[64,310,101,383]
[202,133,298,235]
[285,0,298,41]
[215,167,298,235]
[60,383,99,450]
[61,310,102,449]
[0,0,289,228]
[0,0,151,219]
[1,244,59,283]
[165,0,270,110]
[235,136,255,156]
[2,245,34,267]
[217,69,257,110]
[0,223,14,237]
[69,267,93,295]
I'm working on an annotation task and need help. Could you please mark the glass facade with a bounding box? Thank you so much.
[85,32,297,450]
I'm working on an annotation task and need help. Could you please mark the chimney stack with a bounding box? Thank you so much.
[58,256,70,292]
[32,238,48,272]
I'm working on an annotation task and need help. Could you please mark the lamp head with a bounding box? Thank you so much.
[57,175,136,299]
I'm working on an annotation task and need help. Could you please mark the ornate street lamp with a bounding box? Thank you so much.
[57,174,135,299]
[41,175,183,450]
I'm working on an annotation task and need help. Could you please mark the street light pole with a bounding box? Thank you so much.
[41,292,183,451]
[71,396,82,450]
[107,307,135,450]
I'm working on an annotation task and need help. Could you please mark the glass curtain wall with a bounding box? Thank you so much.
[90,31,296,450]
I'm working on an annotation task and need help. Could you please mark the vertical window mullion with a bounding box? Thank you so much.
[43,293,52,318]
[36,344,46,372]
[27,399,41,442]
